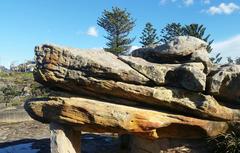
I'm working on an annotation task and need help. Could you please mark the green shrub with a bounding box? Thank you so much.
[0,71,9,77]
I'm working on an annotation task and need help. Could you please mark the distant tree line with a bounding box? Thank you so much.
[227,57,240,64]
[97,7,238,64]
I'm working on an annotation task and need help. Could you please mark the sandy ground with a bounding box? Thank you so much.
[0,121,127,153]
[0,121,49,143]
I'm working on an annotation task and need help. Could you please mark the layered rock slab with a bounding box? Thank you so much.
[207,65,240,103]
[33,44,240,121]
[35,44,150,85]
[131,36,213,73]
[119,56,206,92]
[24,96,229,139]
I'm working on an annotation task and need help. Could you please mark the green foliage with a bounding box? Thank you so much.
[210,53,222,64]
[97,7,135,55]
[2,85,21,97]
[1,85,21,105]
[140,22,160,47]
[0,72,50,107]
[184,24,214,53]
[228,57,234,64]
[227,57,240,64]
[209,124,240,153]
[0,71,10,77]
[235,57,240,64]
[160,22,185,44]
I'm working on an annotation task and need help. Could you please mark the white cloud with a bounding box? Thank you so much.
[86,26,98,37]
[183,0,194,6]
[207,3,240,15]
[212,35,240,63]
[160,0,194,6]
[160,0,176,5]
[123,46,140,55]
[203,0,211,4]
[130,46,140,51]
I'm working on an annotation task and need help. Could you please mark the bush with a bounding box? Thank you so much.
[209,124,240,153]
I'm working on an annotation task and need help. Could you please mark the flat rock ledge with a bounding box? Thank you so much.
[25,96,229,140]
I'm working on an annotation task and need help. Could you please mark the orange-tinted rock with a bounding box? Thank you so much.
[24,96,229,139]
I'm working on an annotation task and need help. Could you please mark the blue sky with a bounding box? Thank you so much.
[0,0,240,67]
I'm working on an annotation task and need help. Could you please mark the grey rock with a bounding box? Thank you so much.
[132,36,208,62]
[119,56,206,92]
[131,36,211,73]
[207,64,240,103]
[190,49,213,73]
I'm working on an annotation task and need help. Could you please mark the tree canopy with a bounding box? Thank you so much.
[140,22,160,47]
[97,7,135,55]
[160,22,185,44]
[184,24,214,53]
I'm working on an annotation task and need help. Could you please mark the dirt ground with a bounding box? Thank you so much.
[0,121,127,153]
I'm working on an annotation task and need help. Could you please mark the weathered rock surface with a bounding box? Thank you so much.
[207,64,240,103]
[25,41,240,153]
[132,36,207,59]
[34,67,240,121]
[25,96,229,139]
[119,56,206,92]
[33,44,240,121]
[50,122,81,153]
[132,36,207,60]
[190,49,213,73]
[35,44,150,85]
[131,36,212,73]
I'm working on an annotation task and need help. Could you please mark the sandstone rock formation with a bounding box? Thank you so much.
[32,44,240,121]
[35,44,150,85]
[131,36,213,73]
[25,96,229,139]
[25,37,240,153]
[119,56,206,92]
[132,36,208,59]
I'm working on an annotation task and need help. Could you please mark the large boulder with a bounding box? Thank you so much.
[207,65,240,103]
[119,56,206,92]
[132,36,208,59]
[131,36,212,73]
[35,44,150,85]
[24,96,229,139]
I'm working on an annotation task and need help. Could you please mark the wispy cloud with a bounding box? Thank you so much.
[160,0,176,5]
[202,0,211,4]
[183,0,194,6]
[212,35,240,62]
[86,26,98,37]
[160,0,193,6]
[207,3,240,15]
[125,45,140,55]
